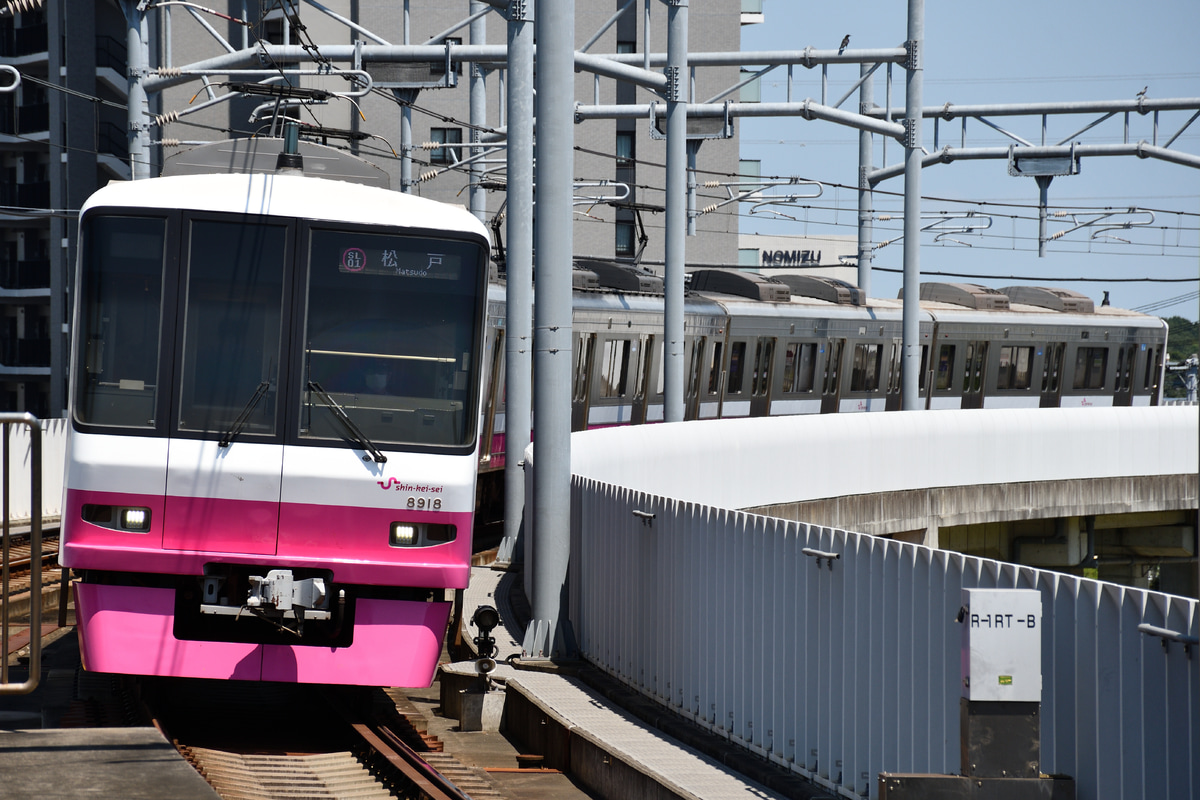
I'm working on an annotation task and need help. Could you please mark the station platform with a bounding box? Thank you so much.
[0,627,218,799]
[0,728,219,799]
[459,566,830,800]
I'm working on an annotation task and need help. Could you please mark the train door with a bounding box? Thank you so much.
[721,339,752,417]
[164,214,292,555]
[749,336,776,417]
[572,332,596,431]
[820,338,844,414]
[885,338,903,411]
[702,339,724,419]
[1039,342,1065,407]
[631,334,655,424]
[1142,344,1163,404]
[685,336,706,420]
[1113,342,1135,406]
[960,340,988,409]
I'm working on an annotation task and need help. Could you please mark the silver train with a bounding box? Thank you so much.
[476,265,1168,471]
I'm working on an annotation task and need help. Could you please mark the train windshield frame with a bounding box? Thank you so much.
[73,207,489,454]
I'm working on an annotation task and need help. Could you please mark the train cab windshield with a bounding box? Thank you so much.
[74,209,487,453]
[299,228,484,448]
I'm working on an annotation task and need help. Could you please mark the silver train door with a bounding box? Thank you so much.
[820,338,844,414]
[749,336,776,417]
[1039,342,1065,407]
[572,332,595,431]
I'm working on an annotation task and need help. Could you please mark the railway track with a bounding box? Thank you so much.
[140,679,497,800]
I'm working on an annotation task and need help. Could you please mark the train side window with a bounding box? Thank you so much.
[707,341,723,394]
[935,344,955,391]
[996,345,1033,390]
[727,341,748,394]
[782,341,817,393]
[599,338,632,398]
[1072,346,1108,390]
[917,344,929,391]
[849,343,883,392]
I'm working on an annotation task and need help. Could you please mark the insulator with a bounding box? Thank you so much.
[418,170,439,183]
[1053,210,1070,217]
[1049,230,1066,240]
[703,180,720,188]
[4,0,45,14]
[158,138,181,148]
[877,214,894,221]
[155,66,182,78]
[154,110,181,126]
[701,204,718,214]
[419,141,437,150]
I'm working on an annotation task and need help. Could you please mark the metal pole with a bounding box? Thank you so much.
[497,0,533,567]
[1036,175,1052,257]
[857,62,874,297]
[469,1,488,222]
[125,0,151,180]
[663,0,688,424]
[524,0,574,661]
[900,0,924,409]
[400,0,413,193]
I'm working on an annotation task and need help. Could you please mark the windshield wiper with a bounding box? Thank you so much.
[219,381,271,448]
[306,381,388,463]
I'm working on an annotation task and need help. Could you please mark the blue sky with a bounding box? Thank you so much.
[738,0,1199,319]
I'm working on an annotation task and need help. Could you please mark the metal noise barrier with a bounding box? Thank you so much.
[569,476,1199,800]
[1,414,43,695]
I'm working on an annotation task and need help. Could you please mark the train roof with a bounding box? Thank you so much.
[80,173,491,242]
[917,299,1165,329]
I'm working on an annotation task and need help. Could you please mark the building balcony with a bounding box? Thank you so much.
[0,22,47,59]
[96,35,129,97]
[0,260,51,291]
[0,101,49,137]
[0,337,51,368]
[21,181,49,208]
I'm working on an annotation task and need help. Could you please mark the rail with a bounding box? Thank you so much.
[1,413,43,695]
[562,406,1199,800]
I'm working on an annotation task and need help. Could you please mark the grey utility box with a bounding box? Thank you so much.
[961,588,1042,702]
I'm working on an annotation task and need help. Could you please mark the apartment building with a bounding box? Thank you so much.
[1,1,134,416]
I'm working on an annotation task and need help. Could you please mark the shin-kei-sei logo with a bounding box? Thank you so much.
[377,477,444,494]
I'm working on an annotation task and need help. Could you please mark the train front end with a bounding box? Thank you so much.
[61,173,490,686]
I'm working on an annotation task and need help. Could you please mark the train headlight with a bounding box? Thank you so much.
[390,523,418,546]
[389,522,457,547]
[121,508,151,531]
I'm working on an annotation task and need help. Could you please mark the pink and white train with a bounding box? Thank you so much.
[62,165,490,686]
